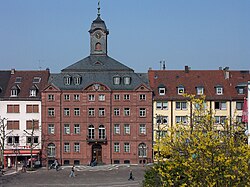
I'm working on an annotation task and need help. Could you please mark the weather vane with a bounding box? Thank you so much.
[97,0,101,16]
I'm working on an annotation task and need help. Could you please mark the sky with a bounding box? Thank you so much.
[0,0,249,73]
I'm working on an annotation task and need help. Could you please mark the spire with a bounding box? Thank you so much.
[97,1,101,17]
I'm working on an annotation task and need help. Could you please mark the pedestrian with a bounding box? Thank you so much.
[128,170,134,180]
[54,159,59,171]
[22,160,27,172]
[69,165,75,177]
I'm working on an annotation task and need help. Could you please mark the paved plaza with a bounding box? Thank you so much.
[1,164,147,187]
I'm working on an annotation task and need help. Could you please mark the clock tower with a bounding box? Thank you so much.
[89,2,109,56]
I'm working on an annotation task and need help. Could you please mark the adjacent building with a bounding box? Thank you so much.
[148,66,250,157]
[1,69,49,168]
[41,10,153,166]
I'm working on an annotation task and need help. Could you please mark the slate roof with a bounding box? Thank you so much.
[4,70,50,100]
[148,69,250,101]
[61,55,133,73]
[49,71,149,91]
[0,71,11,98]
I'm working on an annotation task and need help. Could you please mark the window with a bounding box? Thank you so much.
[196,87,204,95]
[156,116,168,124]
[159,88,165,95]
[215,101,227,110]
[113,77,121,85]
[124,77,131,85]
[26,105,39,113]
[176,116,188,124]
[99,94,105,101]
[11,89,18,97]
[74,76,81,85]
[7,105,19,113]
[114,108,120,116]
[64,76,71,85]
[74,143,80,153]
[48,94,54,101]
[216,87,223,95]
[124,143,130,153]
[74,124,80,134]
[138,143,147,157]
[74,108,80,116]
[177,85,185,95]
[124,94,130,100]
[99,108,105,117]
[139,94,146,100]
[33,77,41,83]
[114,124,120,134]
[48,108,55,117]
[124,108,130,116]
[237,87,244,94]
[27,136,39,144]
[48,124,55,134]
[64,94,70,101]
[48,143,55,157]
[114,143,120,152]
[88,125,95,139]
[64,143,70,153]
[156,101,168,110]
[15,77,22,83]
[7,136,19,144]
[64,124,70,134]
[139,108,146,117]
[30,89,37,97]
[88,108,95,116]
[26,120,39,129]
[139,124,146,134]
[74,94,80,101]
[88,94,95,101]
[114,94,120,100]
[99,125,106,139]
[176,102,187,110]
[64,108,70,116]
[124,124,130,135]
[7,121,19,130]
[236,116,242,123]
[215,116,227,125]
[236,101,244,110]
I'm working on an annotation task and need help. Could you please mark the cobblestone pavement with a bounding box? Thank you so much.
[1,164,147,187]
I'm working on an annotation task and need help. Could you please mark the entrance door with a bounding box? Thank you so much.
[92,144,102,164]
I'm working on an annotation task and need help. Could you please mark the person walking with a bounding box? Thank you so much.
[69,165,75,177]
[128,170,134,180]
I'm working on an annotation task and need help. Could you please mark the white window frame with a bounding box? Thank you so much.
[88,94,95,101]
[159,88,165,95]
[114,124,120,134]
[124,143,130,153]
[64,143,70,152]
[114,142,120,152]
[124,124,130,135]
[139,124,146,134]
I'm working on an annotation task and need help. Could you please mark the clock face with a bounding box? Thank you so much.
[95,32,102,39]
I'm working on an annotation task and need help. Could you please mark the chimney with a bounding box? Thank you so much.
[11,69,15,74]
[219,67,222,70]
[163,61,166,70]
[185,65,189,73]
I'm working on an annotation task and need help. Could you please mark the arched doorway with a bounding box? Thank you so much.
[92,144,102,164]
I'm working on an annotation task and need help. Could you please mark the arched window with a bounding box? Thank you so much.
[48,143,55,157]
[88,125,95,139]
[138,143,147,157]
[95,42,102,51]
[98,125,106,139]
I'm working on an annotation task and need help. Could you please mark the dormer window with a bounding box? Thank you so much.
[178,85,185,95]
[11,85,20,97]
[113,76,121,85]
[15,77,22,83]
[74,75,82,85]
[159,88,165,96]
[215,85,223,95]
[33,77,41,83]
[30,85,38,97]
[123,76,131,85]
[64,75,72,85]
[236,83,246,95]
[196,86,204,95]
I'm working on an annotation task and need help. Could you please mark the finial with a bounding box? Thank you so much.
[97,0,101,16]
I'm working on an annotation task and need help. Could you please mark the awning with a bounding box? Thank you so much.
[4,149,40,156]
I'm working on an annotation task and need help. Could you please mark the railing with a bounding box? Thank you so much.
[86,135,107,143]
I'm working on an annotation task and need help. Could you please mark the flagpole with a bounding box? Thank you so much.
[248,81,250,145]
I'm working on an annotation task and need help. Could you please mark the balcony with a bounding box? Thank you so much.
[86,135,107,144]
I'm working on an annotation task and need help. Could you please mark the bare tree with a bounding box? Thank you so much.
[0,117,12,169]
